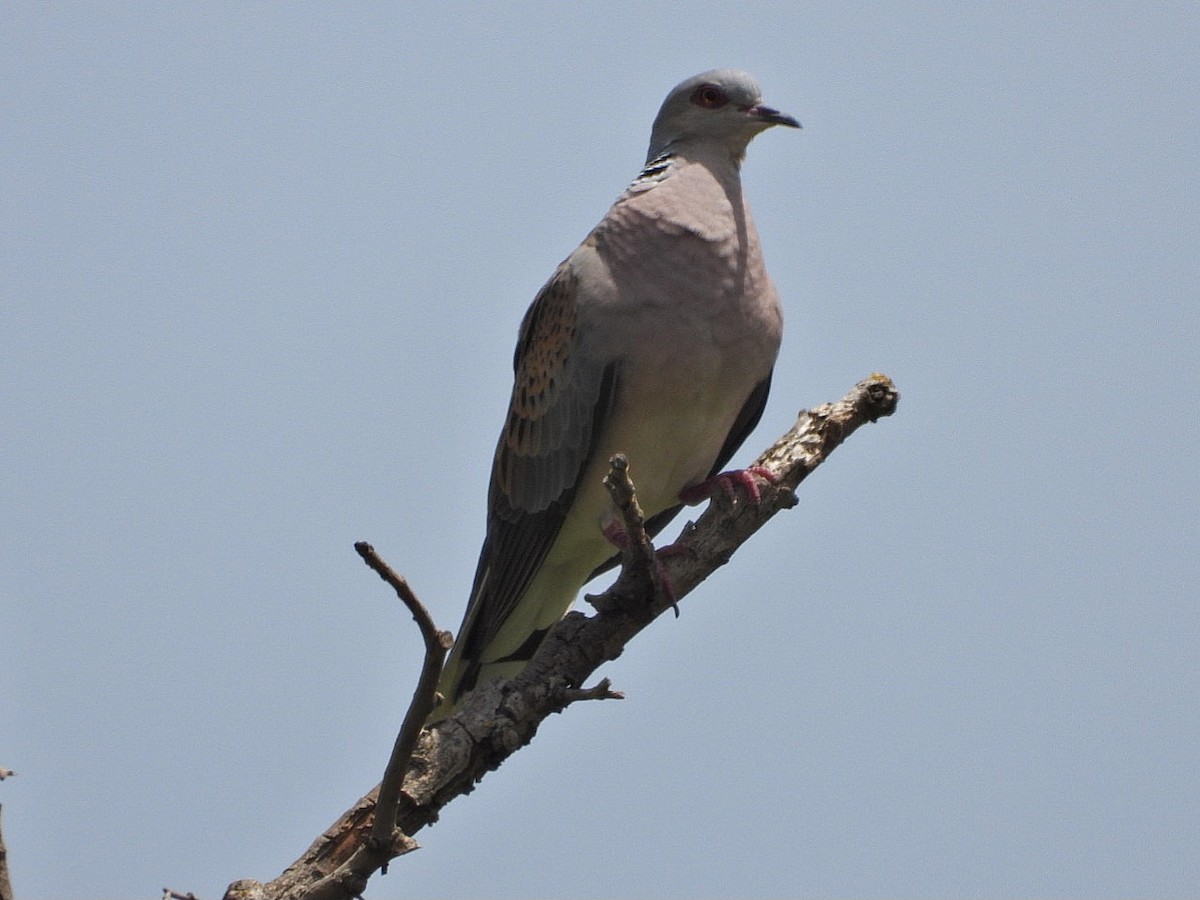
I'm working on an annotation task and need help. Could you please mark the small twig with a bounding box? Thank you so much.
[163,890,199,900]
[593,453,671,615]
[294,545,451,900]
[353,542,452,851]
[559,678,624,704]
[603,453,647,540]
[0,770,12,782]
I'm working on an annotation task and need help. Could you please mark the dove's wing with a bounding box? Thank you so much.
[446,261,619,697]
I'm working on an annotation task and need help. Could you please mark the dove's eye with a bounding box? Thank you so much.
[690,85,729,109]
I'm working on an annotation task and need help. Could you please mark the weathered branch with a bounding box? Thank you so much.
[223,374,899,900]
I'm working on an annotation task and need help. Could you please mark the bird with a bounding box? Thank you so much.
[430,69,799,720]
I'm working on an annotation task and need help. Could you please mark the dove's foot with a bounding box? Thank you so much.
[601,519,627,550]
[678,465,778,505]
[602,521,678,604]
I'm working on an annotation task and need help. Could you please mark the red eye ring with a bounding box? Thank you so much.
[690,84,729,110]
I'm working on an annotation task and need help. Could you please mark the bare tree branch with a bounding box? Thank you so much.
[223,374,899,900]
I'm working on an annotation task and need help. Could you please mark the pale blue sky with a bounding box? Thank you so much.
[4,4,1198,898]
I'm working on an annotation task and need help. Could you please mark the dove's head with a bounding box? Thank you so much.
[646,69,799,164]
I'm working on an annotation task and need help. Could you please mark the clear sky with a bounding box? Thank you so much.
[4,4,1198,898]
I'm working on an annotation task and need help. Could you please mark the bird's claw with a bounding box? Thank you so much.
[678,465,778,506]
[603,521,679,608]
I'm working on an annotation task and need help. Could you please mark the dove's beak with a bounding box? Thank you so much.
[748,105,801,129]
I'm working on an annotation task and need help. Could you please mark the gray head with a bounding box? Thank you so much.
[646,69,799,163]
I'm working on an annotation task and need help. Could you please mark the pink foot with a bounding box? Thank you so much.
[603,521,678,604]
[678,466,778,506]
[602,519,631,550]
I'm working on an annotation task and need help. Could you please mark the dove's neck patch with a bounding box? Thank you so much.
[629,152,677,190]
